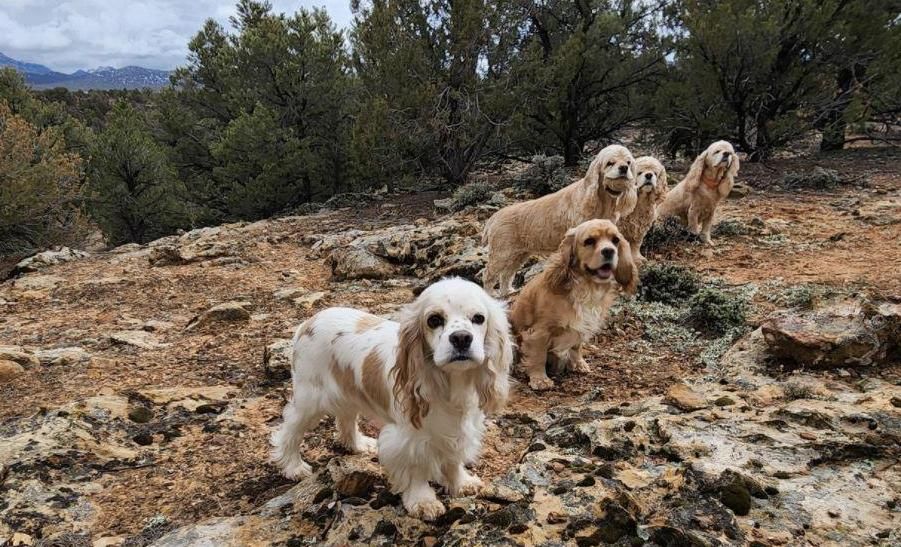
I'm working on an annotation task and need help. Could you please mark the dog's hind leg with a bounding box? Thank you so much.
[271,396,325,479]
[336,410,377,454]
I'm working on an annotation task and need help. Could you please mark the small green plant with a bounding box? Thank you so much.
[782,167,844,190]
[514,154,570,196]
[712,219,750,237]
[775,284,820,309]
[639,263,701,305]
[449,182,493,211]
[642,217,700,255]
[686,288,748,336]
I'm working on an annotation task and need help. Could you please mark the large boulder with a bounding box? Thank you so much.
[321,219,483,281]
[10,247,89,276]
[185,302,252,331]
[761,299,900,368]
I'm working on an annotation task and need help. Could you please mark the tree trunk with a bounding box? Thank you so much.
[819,66,856,152]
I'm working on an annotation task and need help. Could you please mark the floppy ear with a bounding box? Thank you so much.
[545,229,577,291]
[655,164,669,204]
[684,147,708,190]
[584,149,607,189]
[477,294,513,414]
[725,152,740,181]
[615,235,638,295]
[619,180,638,219]
[391,304,430,428]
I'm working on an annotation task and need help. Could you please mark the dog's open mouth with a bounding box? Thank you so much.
[450,353,471,362]
[605,187,623,197]
[585,263,614,280]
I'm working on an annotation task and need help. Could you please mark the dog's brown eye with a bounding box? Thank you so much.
[471,314,485,325]
[606,161,614,167]
[584,237,596,246]
[612,236,620,245]
[427,314,444,329]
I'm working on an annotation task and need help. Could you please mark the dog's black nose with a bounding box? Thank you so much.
[602,247,615,259]
[644,173,652,180]
[618,165,628,175]
[449,330,473,350]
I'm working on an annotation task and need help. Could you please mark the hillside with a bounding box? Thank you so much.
[0,52,170,90]
[0,148,899,545]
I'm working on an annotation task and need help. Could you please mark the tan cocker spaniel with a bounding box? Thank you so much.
[510,219,637,391]
[482,145,637,296]
[618,156,668,263]
[657,140,739,245]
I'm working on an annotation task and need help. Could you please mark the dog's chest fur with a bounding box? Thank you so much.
[557,283,616,343]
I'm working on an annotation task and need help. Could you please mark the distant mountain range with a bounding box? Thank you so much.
[0,52,170,90]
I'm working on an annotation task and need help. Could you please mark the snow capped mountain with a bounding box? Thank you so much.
[0,52,170,90]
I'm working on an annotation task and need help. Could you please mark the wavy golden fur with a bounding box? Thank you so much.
[658,140,740,245]
[510,219,637,391]
[482,145,638,296]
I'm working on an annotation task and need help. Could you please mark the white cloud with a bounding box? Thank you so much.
[0,0,353,73]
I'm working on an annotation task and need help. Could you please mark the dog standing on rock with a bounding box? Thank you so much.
[482,144,638,296]
[271,278,513,520]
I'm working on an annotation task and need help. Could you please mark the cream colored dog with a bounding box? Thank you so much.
[658,141,739,245]
[482,145,637,296]
[618,156,668,263]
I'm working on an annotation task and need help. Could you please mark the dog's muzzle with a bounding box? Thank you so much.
[585,262,614,280]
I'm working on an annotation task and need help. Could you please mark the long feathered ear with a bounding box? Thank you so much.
[584,149,607,189]
[655,164,669,204]
[477,294,513,414]
[615,235,638,295]
[725,151,740,181]
[684,147,709,190]
[545,229,577,291]
[391,305,430,428]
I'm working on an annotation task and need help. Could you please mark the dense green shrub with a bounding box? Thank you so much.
[449,182,493,211]
[687,288,748,336]
[642,217,700,256]
[782,167,844,190]
[514,155,570,196]
[638,263,701,305]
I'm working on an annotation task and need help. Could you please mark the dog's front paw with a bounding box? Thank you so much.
[453,474,484,497]
[529,376,555,391]
[406,499,446,521]
[357,435,378,454]
[571,358,591,373]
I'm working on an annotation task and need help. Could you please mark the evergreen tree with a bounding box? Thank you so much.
[88,102,189,244]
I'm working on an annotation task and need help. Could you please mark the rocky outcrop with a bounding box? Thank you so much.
[185,301,252,331]
[762,299,900,368]
[140,371,899,547]
[0,387,239,542]
[10,247,89,276]
[314,219,485,282]
[149,227,246,267]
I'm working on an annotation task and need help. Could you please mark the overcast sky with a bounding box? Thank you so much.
[0,1,352,73]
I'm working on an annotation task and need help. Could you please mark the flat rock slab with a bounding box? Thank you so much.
[762,299,900,368]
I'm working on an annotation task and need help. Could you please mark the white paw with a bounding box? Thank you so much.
[406,499,446,521]
[451,474,484,497]
[529,376,555,391]
[357,435,378,454]
[281,460,312,480]
[571,358,591,374]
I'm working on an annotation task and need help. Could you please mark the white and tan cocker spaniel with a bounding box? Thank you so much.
[271,278,513,520]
